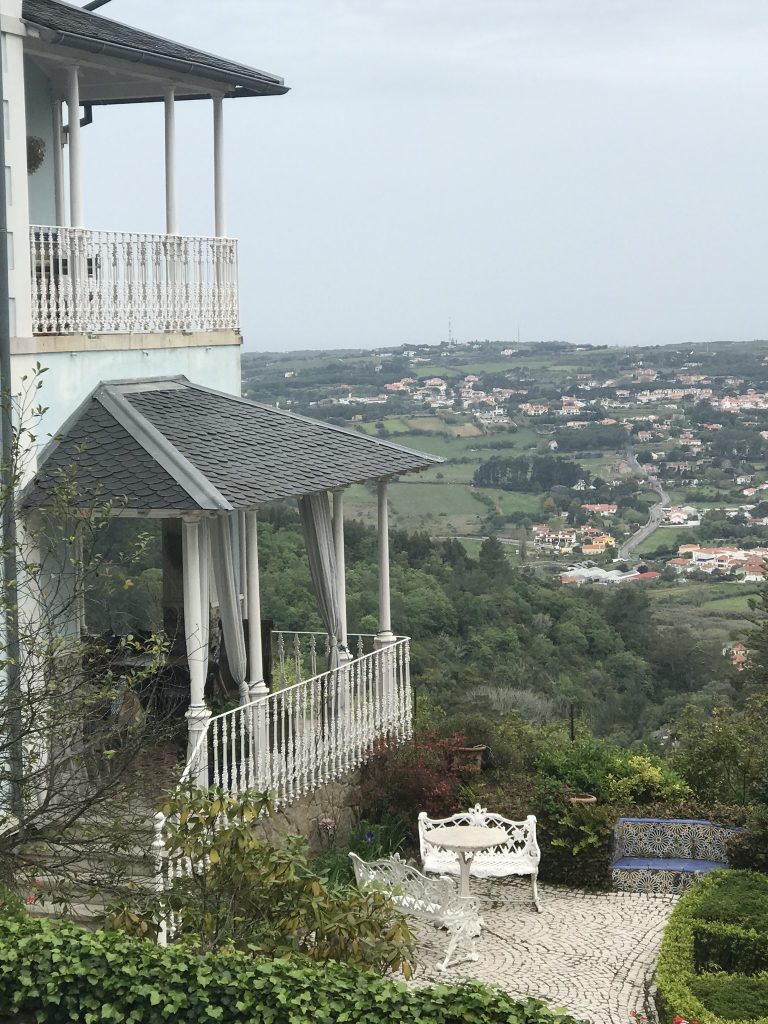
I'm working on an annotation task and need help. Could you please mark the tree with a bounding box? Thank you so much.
[0,372,174,904]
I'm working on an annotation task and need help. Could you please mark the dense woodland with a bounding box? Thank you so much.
[250,508,740,745]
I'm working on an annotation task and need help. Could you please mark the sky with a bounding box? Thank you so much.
[80,1,768,352]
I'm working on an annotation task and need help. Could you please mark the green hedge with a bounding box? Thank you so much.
[656,871,768,1024]
[0,913,587,1024]
[693,920,768,977]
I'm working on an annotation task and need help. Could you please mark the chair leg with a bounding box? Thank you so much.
[531,872,540,911]
[438,921,479,971]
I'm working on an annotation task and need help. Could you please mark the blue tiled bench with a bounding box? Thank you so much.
[611,817,741,895]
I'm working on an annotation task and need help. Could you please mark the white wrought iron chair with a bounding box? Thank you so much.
[418,804,541,910]
[349,851,484,971]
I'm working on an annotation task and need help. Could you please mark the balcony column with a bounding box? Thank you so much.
[51,97,65,226]
[245,510,267,699]
[376,478,395,648]
[66,66,82,227]
[182,516,211,786]
[212,95,225,236]
[332,489,348,649]
[164,86,177,234]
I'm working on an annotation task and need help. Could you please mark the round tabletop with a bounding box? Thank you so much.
[426,824,508,853]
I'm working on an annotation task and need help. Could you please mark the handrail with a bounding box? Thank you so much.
[180,635,411,800]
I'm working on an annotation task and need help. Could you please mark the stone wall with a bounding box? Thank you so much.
[257,770,363,853]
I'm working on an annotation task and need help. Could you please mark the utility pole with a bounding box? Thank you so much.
[0,34,24,821]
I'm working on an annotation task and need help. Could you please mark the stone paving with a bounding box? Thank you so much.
[413,878,676,1024]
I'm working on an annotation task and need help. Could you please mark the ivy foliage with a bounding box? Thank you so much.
[0,912,588,1024]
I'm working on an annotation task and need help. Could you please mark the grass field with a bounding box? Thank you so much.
[636,525,698,555]
[647,581,760,642]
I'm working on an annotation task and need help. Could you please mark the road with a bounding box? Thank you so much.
[618,446,669,560]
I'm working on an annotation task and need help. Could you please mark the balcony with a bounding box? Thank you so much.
[187,632,413,807]
[30,226,239,336]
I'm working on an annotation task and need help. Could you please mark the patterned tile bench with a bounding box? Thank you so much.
[611,817,742,895]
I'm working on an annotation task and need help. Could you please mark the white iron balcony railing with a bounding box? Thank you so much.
[186,635,412,807]
[30,226,239,335]
[270,630,378,689]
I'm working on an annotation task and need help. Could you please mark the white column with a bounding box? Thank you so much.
[246,509,267,698]
[212,95,225,236]
[66,66,82,227]
[51,97,65,226]
[182,516,211,784]
[376,478,394,646]
[332,489,348,648]
[164,87,177,234]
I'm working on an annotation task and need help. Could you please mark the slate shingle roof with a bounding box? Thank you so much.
[21,377,441,513]
[22,0,287,98]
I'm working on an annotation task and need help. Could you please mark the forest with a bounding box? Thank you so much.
[252,508,740,745]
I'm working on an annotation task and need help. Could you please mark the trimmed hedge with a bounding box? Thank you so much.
[693,920,768,977]
[0,913,587,1024]
[656,871,768,1024]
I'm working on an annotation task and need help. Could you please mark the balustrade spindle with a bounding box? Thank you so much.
[29,226,239,335]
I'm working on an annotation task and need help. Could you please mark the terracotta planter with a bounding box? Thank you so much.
[453,744,488,770]
[568,793,597,805]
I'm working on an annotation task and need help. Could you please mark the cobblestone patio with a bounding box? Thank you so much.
[413,878,676,1024]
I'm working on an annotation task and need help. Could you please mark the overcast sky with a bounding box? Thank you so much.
[81,1,768,351]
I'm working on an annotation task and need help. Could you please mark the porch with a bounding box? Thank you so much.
[20,376,440,806]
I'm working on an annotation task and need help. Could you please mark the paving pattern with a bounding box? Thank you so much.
[413,878,676,1024]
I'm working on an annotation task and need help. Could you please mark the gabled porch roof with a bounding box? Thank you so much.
[21,376,441,513]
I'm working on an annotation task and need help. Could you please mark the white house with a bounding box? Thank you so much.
[5,1,437,809]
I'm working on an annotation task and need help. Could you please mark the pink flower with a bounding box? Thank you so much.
[27,894,34,904]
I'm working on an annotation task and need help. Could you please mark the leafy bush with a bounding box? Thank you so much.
[656,870,768,1024]
[693,921,768,977]
[605,753,690,805]
[535,731,687,805]
[691,871,768,933]
[122,786,414,976]
[728,805,768,873]
[0,913,589,1024]
[535,787,615,891]
[359,730,473,837]
[689,974,768,1022]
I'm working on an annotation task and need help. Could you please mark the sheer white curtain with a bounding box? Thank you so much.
[209,513,248,704]
[298,492,345,668]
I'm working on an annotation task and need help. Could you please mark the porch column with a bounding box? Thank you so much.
[51,97,65,226]
[376,478,394,647]
[66,66,82,227]
[164,87,177,234]
[212,95,225,236]
[332,489,348,649]
[182,516,211,785]
[245,510,267,698]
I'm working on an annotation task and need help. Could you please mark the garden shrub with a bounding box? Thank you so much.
[691,871,768,932]
[656,870,768,1024]
[689,975,768,1022]
[693,921,768,976]
[0,913,589,1024]
[117,786,414,976]
[359,730,473,837]
[728,805,768,873]
[535,730,687,804]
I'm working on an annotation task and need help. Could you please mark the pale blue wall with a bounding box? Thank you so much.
[16,343,242,447]
[24,59,56,226]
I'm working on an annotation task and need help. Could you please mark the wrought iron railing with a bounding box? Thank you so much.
[184,635,411,806]
[270,630,378,689]
[30,225,239,335]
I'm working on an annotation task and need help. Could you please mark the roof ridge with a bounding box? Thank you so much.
[179,380,444,472]
[97,385,232,512]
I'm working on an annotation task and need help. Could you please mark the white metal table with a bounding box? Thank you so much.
[425,823,508,899]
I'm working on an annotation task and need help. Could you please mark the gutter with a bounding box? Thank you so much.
[31,24,289,100]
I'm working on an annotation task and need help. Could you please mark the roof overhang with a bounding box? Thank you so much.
[22,0,288,103]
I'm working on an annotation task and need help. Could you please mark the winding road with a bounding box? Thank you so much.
[618,446,669,560]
